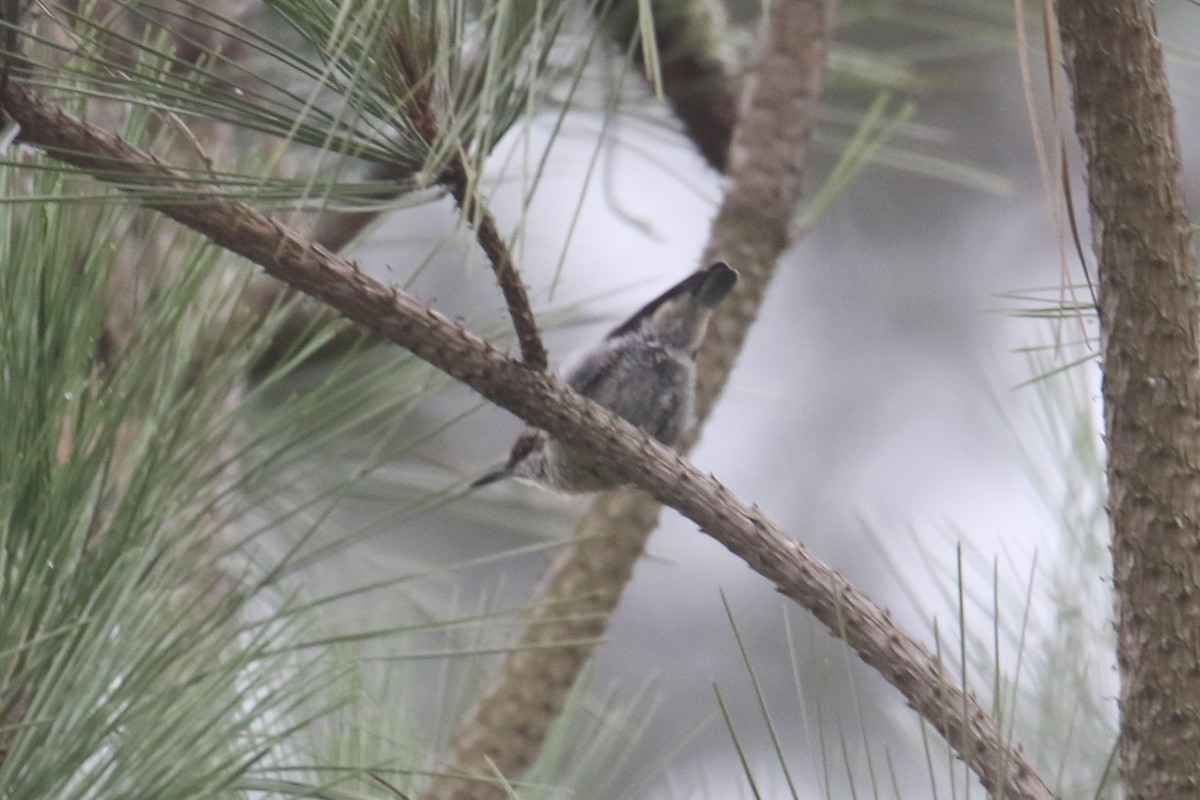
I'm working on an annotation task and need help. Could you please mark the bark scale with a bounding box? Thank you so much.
[1056,2,1200,797]
[423,2,830,798]
[1,12,1054,792]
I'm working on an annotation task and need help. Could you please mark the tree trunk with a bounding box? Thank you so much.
[1056,2,1200,797]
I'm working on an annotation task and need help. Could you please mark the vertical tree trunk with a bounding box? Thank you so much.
[1055,2,1200,798]
[420,2,832,797]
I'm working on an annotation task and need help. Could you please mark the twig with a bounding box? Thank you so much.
[0,79,1053,800]
[248,26,549,373]
[423,1,819,797]
[387,26,547,373]
[441,157,545,371]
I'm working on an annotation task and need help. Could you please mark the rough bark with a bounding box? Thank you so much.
[1056,2,1200,798]
[1,60,1054,800]
[421,2,827,798]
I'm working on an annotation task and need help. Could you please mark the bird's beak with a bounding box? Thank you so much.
[470,464,511,489]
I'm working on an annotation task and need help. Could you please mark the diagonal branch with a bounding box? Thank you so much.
[0,77,1053,800]
[423,2,823,797]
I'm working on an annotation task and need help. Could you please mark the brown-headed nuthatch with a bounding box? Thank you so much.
[472,261,738,493]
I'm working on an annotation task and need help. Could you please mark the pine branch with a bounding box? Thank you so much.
[385,24,546,372]
[1055,2,1200,798]
[0,73,1053,800]
[440,157,546,371]
[244,19,550,374]
[423,1,817,796]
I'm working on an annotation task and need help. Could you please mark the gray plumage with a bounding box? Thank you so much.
[473,261,738,493]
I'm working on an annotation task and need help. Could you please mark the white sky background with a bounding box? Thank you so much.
[324,15,1200,796]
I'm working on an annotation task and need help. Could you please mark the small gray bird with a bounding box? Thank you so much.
[472,261,738,493]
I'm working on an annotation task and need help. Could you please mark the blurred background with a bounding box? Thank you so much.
[15,1,1200,798]
[264,2,1200,796]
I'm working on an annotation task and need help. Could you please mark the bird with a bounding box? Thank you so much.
[472,261,738,493]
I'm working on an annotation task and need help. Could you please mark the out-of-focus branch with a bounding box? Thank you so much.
[309,162,421,254]
[0,66,1053,800]
[420,2,818,799]
[1056,1,1200,798]
[595,0,738,172]
[254,0,740,369]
